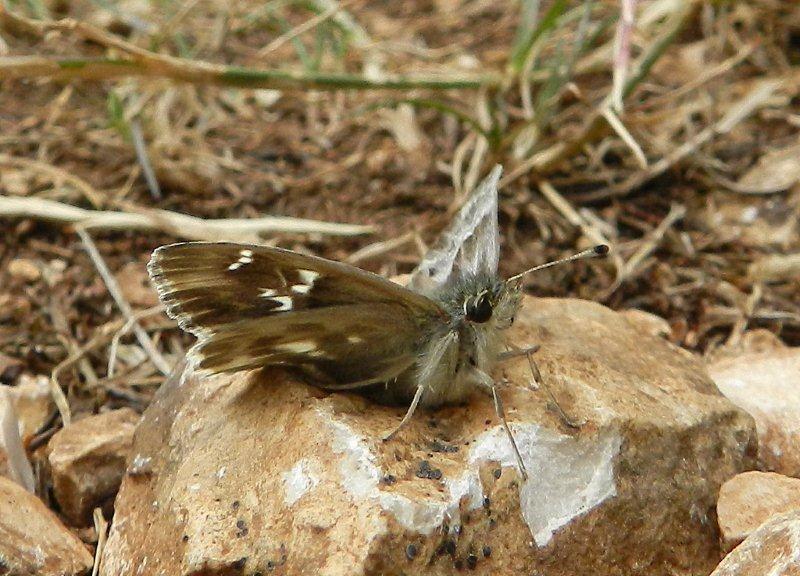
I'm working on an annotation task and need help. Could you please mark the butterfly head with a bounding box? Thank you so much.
[440,274,521,330]
[464,290,494,323]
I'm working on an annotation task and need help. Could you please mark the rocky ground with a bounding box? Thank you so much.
[2,0,800,574]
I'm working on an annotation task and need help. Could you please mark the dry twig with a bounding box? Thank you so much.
[589,78,785,201]
[0,8,495,91]
[0,196,374,238]
[602,203,687,298]
[107,305,167,378]
[76,227,172,376]
[91,507,109,576]
[0,153,104,207]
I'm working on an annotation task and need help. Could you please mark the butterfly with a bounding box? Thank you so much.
[148,166,607,479]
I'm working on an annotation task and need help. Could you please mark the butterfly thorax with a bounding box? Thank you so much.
[388,273,522,408]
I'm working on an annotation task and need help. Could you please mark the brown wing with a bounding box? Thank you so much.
[148,242,445,384]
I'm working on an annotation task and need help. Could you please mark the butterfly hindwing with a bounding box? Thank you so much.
[408,165,501,296]
[148,242,445,383]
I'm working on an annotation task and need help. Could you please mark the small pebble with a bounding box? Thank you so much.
[466,553,478,569]
[482,497,491,509]
[415,460,443,480]
[406,544,418,560]
[482,545,492,558]
[493,468,502,479]
[430,439,459,453]
[9,259,40,282]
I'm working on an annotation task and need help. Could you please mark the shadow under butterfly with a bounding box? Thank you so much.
[148,166,608,479]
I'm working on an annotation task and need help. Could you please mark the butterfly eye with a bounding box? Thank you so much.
[465,293,493,323]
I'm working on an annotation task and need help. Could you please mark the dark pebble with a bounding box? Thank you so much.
[493,468,502,479]
[406,544,418,560]
[415,460,431,478]
[430,439,459,453]
[482,545,492,558]
[466,553,478,569]
[415,460,443,480]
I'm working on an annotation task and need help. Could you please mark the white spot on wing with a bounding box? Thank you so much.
[229,249,254,271]
[298,269,320,284]
[347,335,363,344]
[277,341,316,353]
[291,284,311,294]
[272,296,293,311]
[259,288,277,298]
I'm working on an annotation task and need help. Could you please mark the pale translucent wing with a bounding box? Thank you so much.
[408,165,501,295]
[148,242,445,384]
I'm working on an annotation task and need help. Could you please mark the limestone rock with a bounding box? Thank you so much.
[0,475,93,575]
[710,510,800,576]
[717,471,800,551]
[48,408,140,526]
[101,297,755,576]
[708,341,800,477]
[619,308,672,339]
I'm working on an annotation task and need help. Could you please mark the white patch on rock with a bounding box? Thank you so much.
[327,417,381,500]
[282,459,319,506]
[468,423,621,546]
[322,409,619,542]
[326,414,454,534]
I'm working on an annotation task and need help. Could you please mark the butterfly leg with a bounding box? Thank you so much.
[499,343,582,429]
[496,344,540,390]
[383,385,426,442]
[475,370,528,481]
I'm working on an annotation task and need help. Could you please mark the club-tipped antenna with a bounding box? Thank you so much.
[506,244,609,284]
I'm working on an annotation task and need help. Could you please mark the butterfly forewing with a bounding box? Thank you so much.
[148,242,445,383]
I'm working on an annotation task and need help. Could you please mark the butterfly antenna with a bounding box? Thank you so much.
[506,244,609,284]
